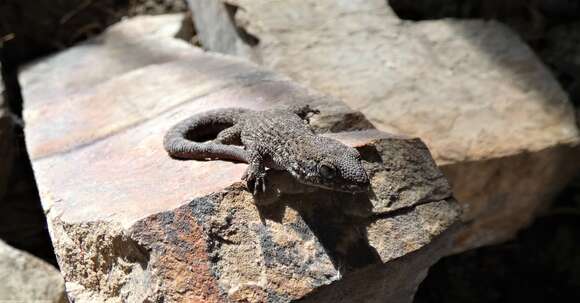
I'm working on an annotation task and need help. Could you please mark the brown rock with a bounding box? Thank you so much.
[22,15,459,302]
[187,0,580,251]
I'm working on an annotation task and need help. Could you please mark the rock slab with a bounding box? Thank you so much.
[22,15,459,302]
[187,0,580,251]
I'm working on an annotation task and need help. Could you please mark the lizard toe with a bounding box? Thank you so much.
[254,175,266,195]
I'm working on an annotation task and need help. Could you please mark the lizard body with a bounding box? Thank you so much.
[163,105,369,194]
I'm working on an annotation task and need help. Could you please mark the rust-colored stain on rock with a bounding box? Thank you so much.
[132,207,224,302]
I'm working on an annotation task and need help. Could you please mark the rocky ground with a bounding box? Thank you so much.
[0,0,579,302]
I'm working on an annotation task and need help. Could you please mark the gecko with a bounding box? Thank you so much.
[163,104,370,194]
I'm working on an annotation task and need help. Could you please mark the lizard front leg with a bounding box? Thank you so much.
[241,150,267,195]
[288,104,320,121]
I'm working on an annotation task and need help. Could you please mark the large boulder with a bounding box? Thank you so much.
[0,239,66,303]
[21,15,459,302]
[187,0,580,251]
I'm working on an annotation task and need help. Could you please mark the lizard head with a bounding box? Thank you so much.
[292,136,370,193]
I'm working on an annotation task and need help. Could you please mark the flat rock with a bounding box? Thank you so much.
[188,0,580,251]
[22,15,459,302]
[0,239,66,303]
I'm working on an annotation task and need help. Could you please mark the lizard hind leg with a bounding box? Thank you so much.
[241,151,267,195]
[213,124,242,145]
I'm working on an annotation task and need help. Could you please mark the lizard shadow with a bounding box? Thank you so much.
[253,173,384,273]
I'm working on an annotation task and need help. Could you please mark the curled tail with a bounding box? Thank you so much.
[163,108,249,162]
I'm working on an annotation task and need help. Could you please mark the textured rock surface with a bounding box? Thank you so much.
[0,239,66,302]
[22,15,459,302]
[188,0,580,251]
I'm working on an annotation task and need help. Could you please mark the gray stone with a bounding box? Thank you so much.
[0,239,66,302]
[187,0,580,251]
[21,15,459,302]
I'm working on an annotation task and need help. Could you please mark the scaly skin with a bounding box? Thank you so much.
[163,105,369,194]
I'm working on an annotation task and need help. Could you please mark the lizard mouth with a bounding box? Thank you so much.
[306,181,369,193]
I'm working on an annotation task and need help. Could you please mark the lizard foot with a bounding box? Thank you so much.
[242,169,267,195]
[289,104,320,120]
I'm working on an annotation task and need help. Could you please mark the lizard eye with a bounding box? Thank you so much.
[320,164,337,179]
